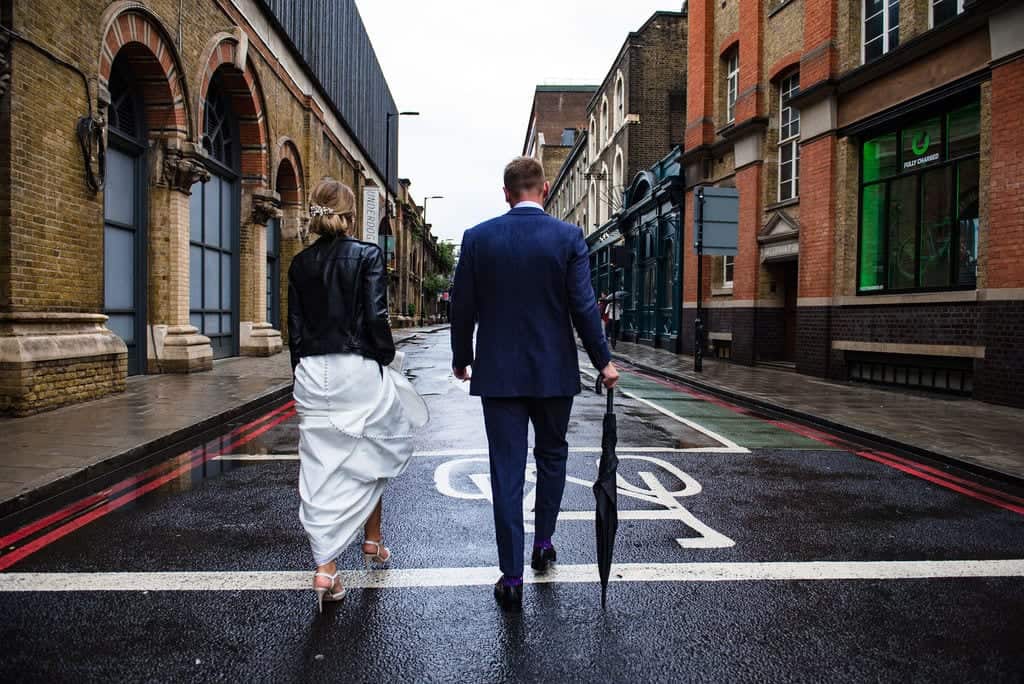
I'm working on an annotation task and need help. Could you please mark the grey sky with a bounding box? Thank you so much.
[354,1,684,244]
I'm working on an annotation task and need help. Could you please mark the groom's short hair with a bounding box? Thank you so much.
[504,157,546,195]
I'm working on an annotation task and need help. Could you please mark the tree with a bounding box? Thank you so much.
[422,273,449,299]
[436,241,456,276]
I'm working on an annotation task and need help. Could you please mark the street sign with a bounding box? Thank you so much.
[363,187,380,244]
[694,186,738,256]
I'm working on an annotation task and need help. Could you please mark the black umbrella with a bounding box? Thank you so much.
[593,374,619,608]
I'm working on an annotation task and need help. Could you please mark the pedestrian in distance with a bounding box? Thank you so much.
[449,157,620,612]
[288,179,429,613]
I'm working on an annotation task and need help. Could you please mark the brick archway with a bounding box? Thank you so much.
[274,139,305,209]
[98,7,189,138]
[196,33,270,186]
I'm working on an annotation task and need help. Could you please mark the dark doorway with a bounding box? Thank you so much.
[782,262,798,361]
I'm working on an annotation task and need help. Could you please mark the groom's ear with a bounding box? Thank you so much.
[542,181,551,201]
[503,187,512,204]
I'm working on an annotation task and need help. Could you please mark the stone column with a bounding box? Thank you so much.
[240,189,284,357]
[148,139,213,374]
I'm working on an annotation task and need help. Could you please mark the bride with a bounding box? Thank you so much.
[288,179,428,612]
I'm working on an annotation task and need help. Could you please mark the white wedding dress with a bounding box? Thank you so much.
[294,352,429,565]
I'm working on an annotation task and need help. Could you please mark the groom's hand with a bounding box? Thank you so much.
[600,362,620,389]
[453,366,471,382]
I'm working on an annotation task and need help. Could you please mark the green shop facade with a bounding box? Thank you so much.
[588,148,685,350]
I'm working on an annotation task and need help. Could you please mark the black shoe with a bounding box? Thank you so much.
[531,545,557,574]
[493,578,523,612]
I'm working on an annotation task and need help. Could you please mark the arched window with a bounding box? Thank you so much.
[600,163,610,225]
[588,181,597,232]
[191,68,241,358]
[601,96,610,146]
[615,73,625,128]
[589,116,597,157]
[613,148,624,206]
[104,56,148,376]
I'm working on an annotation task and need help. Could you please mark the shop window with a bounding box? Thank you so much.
[931,0,964,27]
[857,97,979,293]
[778,72,800,202]
[863,0,899,63]
[725,49,739,124]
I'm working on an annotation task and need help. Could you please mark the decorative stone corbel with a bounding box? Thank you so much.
[250,189,282,226]
[157,138,210,194]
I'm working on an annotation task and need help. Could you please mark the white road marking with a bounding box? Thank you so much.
[580,368,749,454]
[3,560,1023,592]
[214,447,742,461]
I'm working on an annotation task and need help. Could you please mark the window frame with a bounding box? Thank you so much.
[615,73,625,129]
[723,256,735,289]
[777,71,801,202]
[929,0,965,27]
[725,49,739,124]
[855,95,980,295]
[862,0,900,64]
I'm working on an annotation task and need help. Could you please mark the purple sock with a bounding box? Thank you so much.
[501,575,523,587]
[533,538,553,551]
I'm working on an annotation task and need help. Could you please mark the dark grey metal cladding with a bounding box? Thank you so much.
[258,0,398,189]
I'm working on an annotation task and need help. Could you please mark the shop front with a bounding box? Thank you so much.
[587,147,685,351]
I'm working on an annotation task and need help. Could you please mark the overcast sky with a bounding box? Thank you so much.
[354,1,683,244]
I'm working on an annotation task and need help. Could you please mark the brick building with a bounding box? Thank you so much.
[680,0,1024,406]
[522,85,596,185]
[391,179,446,326]
[578,11,688,235]
[0,0,409,415]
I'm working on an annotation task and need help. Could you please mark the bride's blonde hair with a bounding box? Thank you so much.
[308,179,356,237]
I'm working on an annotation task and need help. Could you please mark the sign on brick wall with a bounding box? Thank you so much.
[363,188,381,244]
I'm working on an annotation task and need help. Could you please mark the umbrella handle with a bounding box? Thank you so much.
[595,374,604,395]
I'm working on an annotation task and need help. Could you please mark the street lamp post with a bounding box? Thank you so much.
[383,110,419,231]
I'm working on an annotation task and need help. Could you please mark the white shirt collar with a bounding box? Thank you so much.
[513,200,544,211]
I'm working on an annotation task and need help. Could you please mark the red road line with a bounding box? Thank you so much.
[621,366,1024,515]
[0,401,295,558]
[0,407,296,571]
[856,450,1024,515]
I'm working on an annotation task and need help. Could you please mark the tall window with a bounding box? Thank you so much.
[615,74,625,128]
[931,0,963,26]
[601,97,610,146]
[858,96,980,293]
[778,72,801,202]
[589,117,597,157]
[725,49,739,124]
[723,256,735,288]
[864,0,900,63]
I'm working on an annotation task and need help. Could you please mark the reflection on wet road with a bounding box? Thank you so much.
[2,329,1023,682]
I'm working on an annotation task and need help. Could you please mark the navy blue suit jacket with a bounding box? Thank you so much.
[450,206,611,397]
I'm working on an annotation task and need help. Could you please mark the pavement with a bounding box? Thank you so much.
[1,329,1022,682]
[0,326,445,522]
[607,340,1024,482]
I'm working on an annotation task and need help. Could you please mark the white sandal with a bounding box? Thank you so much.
[362,540,392,569]
[313,571,346,613]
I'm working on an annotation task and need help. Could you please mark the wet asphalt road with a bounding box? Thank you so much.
[1,328,1023,683]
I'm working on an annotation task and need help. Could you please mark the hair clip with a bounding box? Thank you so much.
[309,204,335,218]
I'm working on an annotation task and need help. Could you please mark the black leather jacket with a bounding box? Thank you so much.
[287,235,396,370]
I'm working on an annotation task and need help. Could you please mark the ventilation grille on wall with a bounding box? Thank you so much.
[847,353,973,395]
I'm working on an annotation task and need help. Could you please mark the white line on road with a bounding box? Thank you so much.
[3,560,1023,592]
[214,447,745,462]
[580,369,749,453]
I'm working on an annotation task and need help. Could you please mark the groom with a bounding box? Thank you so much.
[450,157,619,612]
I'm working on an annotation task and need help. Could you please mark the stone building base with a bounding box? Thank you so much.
[0,313,127,417]
[148,325,215,373]
[240,322,283,357]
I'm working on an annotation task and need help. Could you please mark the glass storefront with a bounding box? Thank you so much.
[858,94,980,293]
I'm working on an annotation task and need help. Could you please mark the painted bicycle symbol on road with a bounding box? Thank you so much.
[433,454,735,549]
